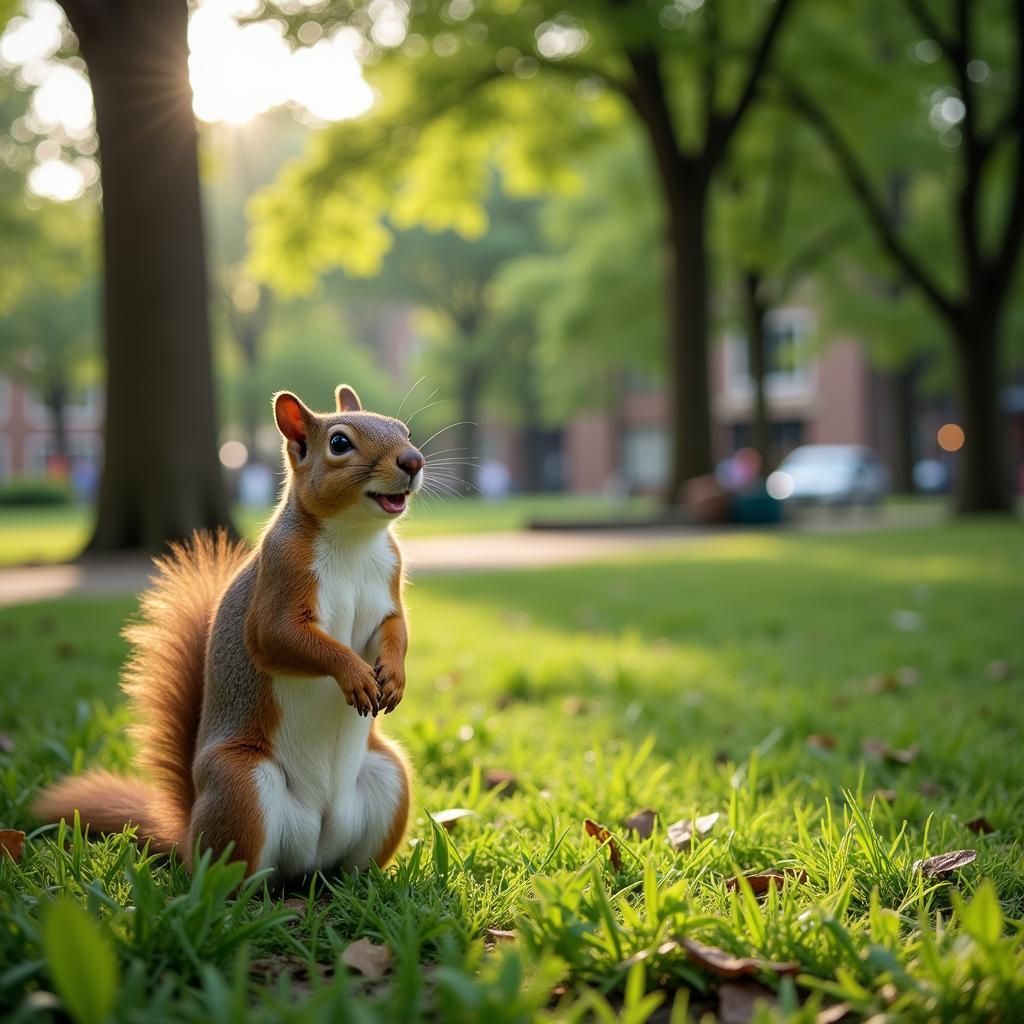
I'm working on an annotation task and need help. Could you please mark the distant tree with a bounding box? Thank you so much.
[56,0,232,550]
[315,194,543,488]
[251,0,796,506]
[716,114,855,473]
[784,0,1024,512]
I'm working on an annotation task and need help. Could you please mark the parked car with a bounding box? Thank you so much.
[766,445,888,507]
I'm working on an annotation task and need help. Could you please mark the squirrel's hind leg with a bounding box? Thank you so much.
[340,728,410,870]
[188,745,272,876]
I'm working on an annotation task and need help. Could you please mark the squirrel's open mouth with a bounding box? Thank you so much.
[366,491,409,515]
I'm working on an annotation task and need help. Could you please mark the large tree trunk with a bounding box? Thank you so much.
[665,176,714,504]
[741,271,771,474]
[65,0,234,552]
[953,320,1012,513]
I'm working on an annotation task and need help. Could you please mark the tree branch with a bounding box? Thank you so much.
[785,82,958,322]
[706,0,797,165]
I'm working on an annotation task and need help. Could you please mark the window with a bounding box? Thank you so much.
[623,427,667,491]
[725,307,816,399]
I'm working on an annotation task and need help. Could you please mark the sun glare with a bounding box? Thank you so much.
[1,0,376,201]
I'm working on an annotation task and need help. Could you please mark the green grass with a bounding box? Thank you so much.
[0,496,655,566]
[1,522,1023,1021]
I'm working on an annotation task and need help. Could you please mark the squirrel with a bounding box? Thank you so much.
[33,385,424,879]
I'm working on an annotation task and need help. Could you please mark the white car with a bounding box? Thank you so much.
[767,445,889,507]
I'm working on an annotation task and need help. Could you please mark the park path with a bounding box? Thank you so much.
[0,503,946,608]
[0,527,707,607]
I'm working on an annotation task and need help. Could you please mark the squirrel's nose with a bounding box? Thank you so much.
[397,449,424,480]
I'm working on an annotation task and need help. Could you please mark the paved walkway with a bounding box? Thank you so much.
[0,527,707,607]
[0,504,949,608]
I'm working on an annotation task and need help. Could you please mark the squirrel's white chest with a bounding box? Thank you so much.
[311,528,396,658]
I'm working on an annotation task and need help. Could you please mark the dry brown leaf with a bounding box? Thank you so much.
[806,734,837,751]
[667,811,720,851]
[484,770,517,795]
[0,829,25,863]
[985,659,1013,682]
[861,738,919,764]
[620,940,680,968]
[485,929,516,943]
[727,869,808,895]
[965,817,995,835]
[871,788,899,803]
[282,897,308,913]
[432,808,476,831]
[584,818,622,871]
[718,980,779,1024]
[816,1002,853,1024]
[681,937,799,978]
[341,938,393,978]
[913,849,977,877]
[622,808,657,840]
[250,954,325,985]
[0,732,14,754]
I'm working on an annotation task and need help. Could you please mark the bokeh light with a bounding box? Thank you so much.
[937,422,965,452]
[219,440,249,469]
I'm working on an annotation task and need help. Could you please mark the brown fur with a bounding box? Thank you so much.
[32,529,250,850]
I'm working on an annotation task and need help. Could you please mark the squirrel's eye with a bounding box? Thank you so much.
[329,433,353,456]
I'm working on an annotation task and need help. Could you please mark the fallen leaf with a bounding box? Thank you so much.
[861,738,919,764]
[727,869,808,895]
[431,808,476,831]
[965,817,995,835]
[985,659,1013,682]
[622,808,657,840]
[864,672,900,694]
[681,937,799,978]
[667,811,721,851]
[485,928,516,943]
[282,897,308,913]
[913,849,977,877]
[584,818,622,871]
[806,734,837,751]
[718,980,778,1024]
[250,954,325,986]
[341,938,393,978]
[0,732,13,754]
[484,770,517,795]
[0,829,25,863]
[620,940,680,968]
[816,1003,852,1024]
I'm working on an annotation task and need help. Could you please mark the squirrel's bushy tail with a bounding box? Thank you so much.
[32,530,250,853]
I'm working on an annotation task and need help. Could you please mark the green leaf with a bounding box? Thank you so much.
[42,899,119,1024]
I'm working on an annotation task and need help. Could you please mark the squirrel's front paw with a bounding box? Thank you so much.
[337,661,380,717]
[374,657,405,715]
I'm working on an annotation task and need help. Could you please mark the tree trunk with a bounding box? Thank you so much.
[665,174,714,505]
[741,271,771,474]
[66,0,234,552]
[45,378,70,464]
[451,361,481,495]
[952,321,1012,513]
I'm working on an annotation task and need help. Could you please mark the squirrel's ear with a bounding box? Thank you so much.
[335,384,362,413]
[273,392,311,459]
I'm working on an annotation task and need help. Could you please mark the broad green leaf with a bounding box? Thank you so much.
[42,899,119,1024]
